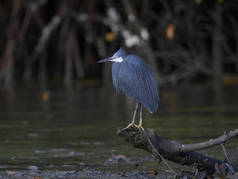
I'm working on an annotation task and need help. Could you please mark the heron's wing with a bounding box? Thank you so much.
[112,55,159,112]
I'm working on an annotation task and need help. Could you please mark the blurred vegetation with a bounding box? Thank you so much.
[0,0,237,86]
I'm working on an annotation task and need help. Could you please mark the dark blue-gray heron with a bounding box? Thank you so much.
[98,48,160,128]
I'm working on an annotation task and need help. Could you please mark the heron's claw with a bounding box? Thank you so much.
[137,123,144,132]
[124,123,136,129]
[124,123,144,132]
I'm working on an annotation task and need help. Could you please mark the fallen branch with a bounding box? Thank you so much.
[117,126,237,177]
[179,129,238,153]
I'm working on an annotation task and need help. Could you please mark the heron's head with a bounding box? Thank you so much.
[97,48,127,63]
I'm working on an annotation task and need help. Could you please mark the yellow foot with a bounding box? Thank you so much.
[124,123,144,132]
[137,123,144,132]
[138,119,144,131]
[124,123,136,129]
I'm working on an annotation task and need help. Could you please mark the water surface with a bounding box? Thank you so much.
[0,82,237,173]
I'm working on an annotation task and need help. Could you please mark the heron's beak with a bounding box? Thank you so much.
[97,57,117,63]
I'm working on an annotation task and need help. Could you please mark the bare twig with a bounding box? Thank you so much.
[143,128,177,174]
[221,143,231,163]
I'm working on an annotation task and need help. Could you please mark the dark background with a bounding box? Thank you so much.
[0,0,237,87]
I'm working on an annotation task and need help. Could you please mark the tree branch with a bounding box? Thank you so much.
[117,126,237,176]
[180,129,238,152]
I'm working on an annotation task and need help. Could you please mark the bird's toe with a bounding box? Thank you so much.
[137,125,145,132]
[124,123,136,129]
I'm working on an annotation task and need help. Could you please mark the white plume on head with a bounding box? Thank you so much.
[111,57,123,63]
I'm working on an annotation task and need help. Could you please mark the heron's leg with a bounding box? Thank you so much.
[125,103,139,128]
[139,104,143,127]
[131,102,139,125]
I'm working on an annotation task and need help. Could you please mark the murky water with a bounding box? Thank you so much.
[0,82,237,173]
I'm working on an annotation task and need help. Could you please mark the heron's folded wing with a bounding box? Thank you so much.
[113,56,159,112]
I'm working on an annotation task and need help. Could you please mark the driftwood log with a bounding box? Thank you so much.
[117,126,238,177]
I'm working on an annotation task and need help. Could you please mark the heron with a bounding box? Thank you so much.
[98,48,160,128]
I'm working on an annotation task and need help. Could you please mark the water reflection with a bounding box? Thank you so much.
[0,82,237,171]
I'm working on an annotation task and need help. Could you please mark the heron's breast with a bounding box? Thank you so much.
[111,63,122,89]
